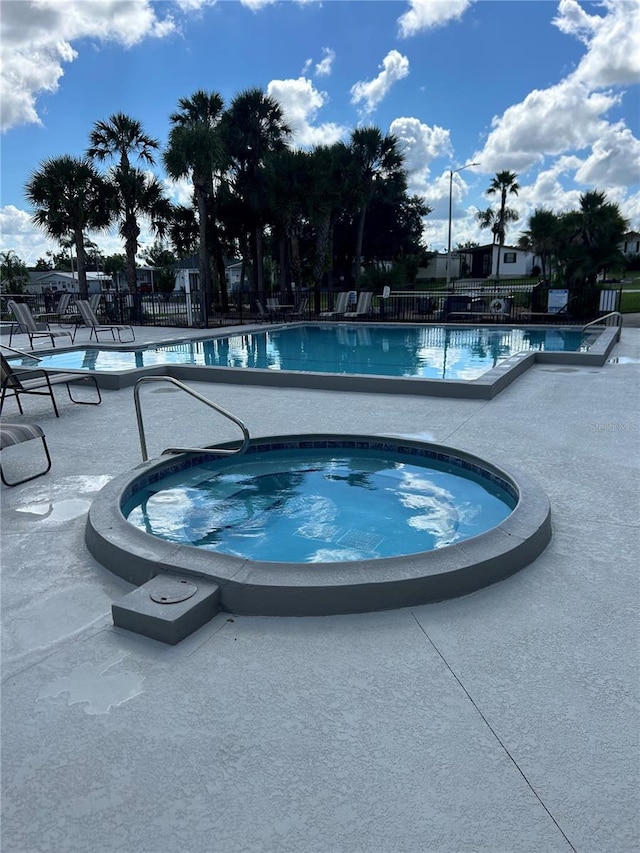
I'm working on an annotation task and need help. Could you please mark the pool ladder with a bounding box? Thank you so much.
[134,376,250,462]
[582,311,623,337]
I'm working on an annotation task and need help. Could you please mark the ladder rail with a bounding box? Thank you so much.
[0,343,42,361]
[134,376,250,462]
[582,311,623,332]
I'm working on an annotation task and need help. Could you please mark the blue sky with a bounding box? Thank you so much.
[1,0,639,266]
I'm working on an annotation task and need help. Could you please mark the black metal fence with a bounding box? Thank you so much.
[1,280,623,331]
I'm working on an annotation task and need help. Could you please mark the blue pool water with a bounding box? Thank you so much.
[12,324,596,381]
[123,447,516,563]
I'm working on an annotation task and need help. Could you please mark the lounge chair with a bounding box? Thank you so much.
[320,291,350,319]
[0,421,52,486]
[76,300,135,343]
[1,353,102,418]
[288,297,309,319]
[344,291,373,319]
[8,299,74,348]
[266,297,285,320]
[35,291,73,326]
[255,301,272,323]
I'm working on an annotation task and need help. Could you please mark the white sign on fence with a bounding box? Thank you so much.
[547,289,569,313]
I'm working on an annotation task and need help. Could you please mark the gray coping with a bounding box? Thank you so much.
[86,434,552,617]
[8,321,622,399]
[1,320,638,853]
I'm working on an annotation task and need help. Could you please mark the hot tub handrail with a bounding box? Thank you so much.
[582,311,622,332]
[0,343,42,361]
[134,376,250,462]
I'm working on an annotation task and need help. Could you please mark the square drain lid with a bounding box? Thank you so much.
[337,530,383,551]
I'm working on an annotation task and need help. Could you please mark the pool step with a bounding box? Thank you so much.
[112,574,220,645]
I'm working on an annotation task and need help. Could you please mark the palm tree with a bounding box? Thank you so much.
[518,208,558,280]
[25,155,114,298]
[347,127,405,283]
[222,88,291,298]
[306,143,352,299]
[482,170,520,280]
[164,91,227,318]
[557,190,628,286]
[87,113,162,294]
[264,147,311,294]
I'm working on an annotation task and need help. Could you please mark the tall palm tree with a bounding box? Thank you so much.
[87,113,162,294]
[264,147,311,294]
[222,88,291,298]
[306,143,351,297]
[164,91,227,318]
[347,127,405,283]
[484,170,520,280]
[25,155,114,298]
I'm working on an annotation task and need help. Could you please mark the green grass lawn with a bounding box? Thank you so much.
[621,289,640,313]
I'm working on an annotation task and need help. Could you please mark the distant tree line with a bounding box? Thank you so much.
[4,90,631,302]
[18,88,431,314]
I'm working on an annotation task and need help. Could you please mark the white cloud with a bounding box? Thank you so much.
[267,77,347,148]
[0,0,178,132]
[350,50,409,115]
[474,78,623,174]
[574,123,640,187]
[315,48,335,77]
[0,205,127,266]
[390,117,451,194]
[163,176,194,207]
[239,0,278,10]
[554,0,640,86]
[398,0,474,38]
[459,0,639,254]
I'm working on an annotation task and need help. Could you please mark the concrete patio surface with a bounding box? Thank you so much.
[1,321,639,853]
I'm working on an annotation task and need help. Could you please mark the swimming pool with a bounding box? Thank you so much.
[10,324,599,380]
[9,322,620,400]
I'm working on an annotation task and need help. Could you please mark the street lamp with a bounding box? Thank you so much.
[446,162,479,289]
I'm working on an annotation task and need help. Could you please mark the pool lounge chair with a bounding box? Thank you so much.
[0,353,102,418]
[76,300,135,343]
[34,292,74,327]
[7,300,74,348]
[344,291,373,319]
[266,297,285,320]
[288,297,309,320]
[255,301,274,323]
[320,291,350,319]
[0,421,52,486]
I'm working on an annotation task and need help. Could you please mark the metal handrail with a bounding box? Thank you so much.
[134,376,250,462]
[582,311,623,332]
[0,343,41,361]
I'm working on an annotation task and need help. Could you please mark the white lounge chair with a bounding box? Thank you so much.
[320,291,349,319]
[344,291,373,319]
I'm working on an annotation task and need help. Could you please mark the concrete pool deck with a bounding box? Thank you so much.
[1,322,639,852]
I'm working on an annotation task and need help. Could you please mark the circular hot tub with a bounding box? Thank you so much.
[86,434,551,616]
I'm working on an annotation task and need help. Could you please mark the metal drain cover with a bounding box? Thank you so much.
[337,530,383,551]
[150,578,198,604]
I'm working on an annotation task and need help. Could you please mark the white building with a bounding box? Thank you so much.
[620,231,640,257]
[25,270,112,295]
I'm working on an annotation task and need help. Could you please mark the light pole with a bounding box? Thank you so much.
[446,162,479,289]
